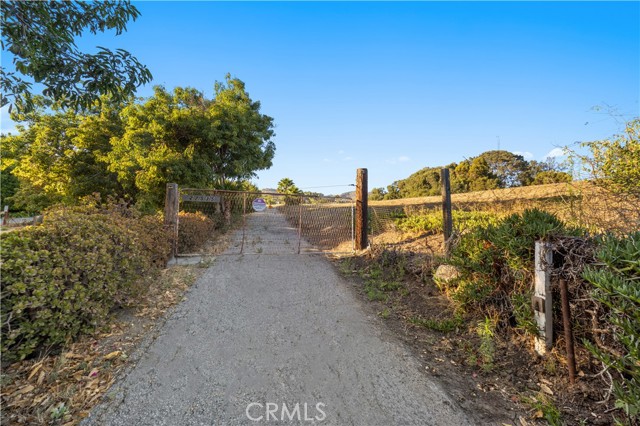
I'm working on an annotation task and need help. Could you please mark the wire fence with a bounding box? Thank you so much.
[368,182,640,253]
[178,189,354,255]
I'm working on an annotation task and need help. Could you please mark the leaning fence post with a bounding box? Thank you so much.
[164,183,179,256]
[355,168,368,250]
[441,168,453,257]
[533,241,553,355]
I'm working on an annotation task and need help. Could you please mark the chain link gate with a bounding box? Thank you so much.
[177,189,355,255]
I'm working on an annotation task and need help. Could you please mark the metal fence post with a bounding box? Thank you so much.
[533,241,553,355]
[355,168,368,250]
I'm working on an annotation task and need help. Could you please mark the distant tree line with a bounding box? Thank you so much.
[370,150,572,200]
[0,75,275,212]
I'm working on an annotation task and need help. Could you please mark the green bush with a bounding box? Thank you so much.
[0,204,170,362]
[396,209,501,235]
[444,209,583,321]
[177,211,216,253]
[583,232,640,422]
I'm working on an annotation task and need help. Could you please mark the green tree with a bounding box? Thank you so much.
[107,76,275,209]
[277,177,301,205]
[0,98,124,211]
[468,157,499,191]
[531,170,572,185]
[578,118,640,196]
[277,178,301,194]
[369,187,387,201]
[478,150,529,188]
[1,1,152,112]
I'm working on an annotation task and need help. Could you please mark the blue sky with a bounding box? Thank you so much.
[2,1,638,191]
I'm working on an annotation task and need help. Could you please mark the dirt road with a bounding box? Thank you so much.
[85,210,473,425]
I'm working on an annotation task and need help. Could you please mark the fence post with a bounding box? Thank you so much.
[164,183,179,256]
[2,205,8,226]
[355,168,368,250]
[441,168,453,257]
[533,241,553,355]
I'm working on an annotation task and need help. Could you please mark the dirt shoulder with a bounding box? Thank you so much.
[329,245,615,426]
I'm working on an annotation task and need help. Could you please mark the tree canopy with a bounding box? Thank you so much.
[1,76,276,212]
[1,0,152,112]
[371,150,572,200]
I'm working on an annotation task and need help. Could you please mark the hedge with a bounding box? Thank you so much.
[0,204,171,362]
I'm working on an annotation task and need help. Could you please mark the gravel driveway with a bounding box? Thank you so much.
[85,210,473,426]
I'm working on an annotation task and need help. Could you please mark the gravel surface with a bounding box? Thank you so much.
[85,210,473,426]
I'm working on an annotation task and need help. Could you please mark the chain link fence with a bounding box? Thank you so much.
[178,189,354,255]
[368,182,640,253]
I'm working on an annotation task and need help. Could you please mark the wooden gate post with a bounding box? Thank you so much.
[355,168,368,250]
[441,168,453,257]
[164,183,179,256]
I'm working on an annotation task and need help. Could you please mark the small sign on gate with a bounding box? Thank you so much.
[252,198,267,212]
[181,194,221,203]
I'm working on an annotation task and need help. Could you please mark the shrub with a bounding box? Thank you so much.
[177,211,216,253]
[0,203,170,362]
[583,232,640,422]
[443,209,583,322]
[396,209,501,235]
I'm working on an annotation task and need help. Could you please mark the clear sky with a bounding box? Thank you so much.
[1,1,638,191]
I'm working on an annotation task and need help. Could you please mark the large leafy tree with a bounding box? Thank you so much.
[478,150,529,188]
[1,0,152,112]
[0,98,125,211]
[108,76,275,209]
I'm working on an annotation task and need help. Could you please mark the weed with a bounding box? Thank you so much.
[476,317,496,372]
[255,247,263,254]
[50,403,68,420]
[522,393,562,426]
[379,308,391,319]
[409,314,463,333]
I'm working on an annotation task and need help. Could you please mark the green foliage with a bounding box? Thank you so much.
[1,1,151,112]
[0,202,169,362]
[0,167,19,208]
[108,78,275,209]
[522,394,562,426]
[0,100,125,211]
[277,177,302,205]
[583,232,640,422]
[369,187,386,201]
[531,170,572,185]
[444,209,582,316]
[409,314,463,333]
[177,212,217,253]
[2,76,276,212]
[380,150,571,199]
[395,209,502,235]
[476,317,496,372]
[579,118,640,197]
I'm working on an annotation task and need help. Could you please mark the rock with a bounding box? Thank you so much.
[434,264,461,285]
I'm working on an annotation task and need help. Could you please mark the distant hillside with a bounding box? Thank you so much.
[340,191,356,200]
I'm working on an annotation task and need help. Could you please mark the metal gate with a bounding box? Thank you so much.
[177,189,354,255]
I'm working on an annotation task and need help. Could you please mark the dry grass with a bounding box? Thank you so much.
[279,203,354,252]
[371,182,639,236]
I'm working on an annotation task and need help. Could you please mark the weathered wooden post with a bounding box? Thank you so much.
[164,183,179,256]
[2,205,9,226]
[441,168,453,257]
[533,241,553,355]
[355,168,368,250]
